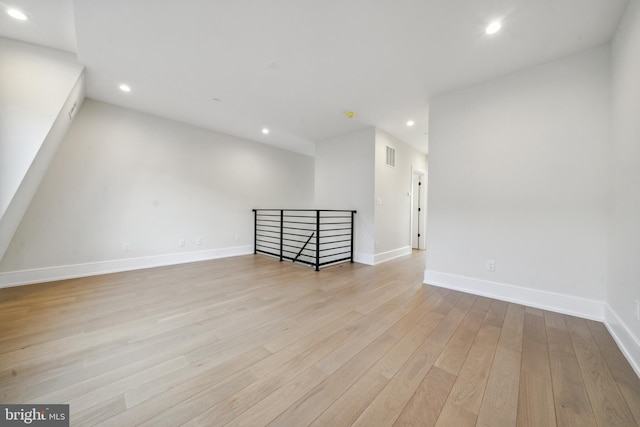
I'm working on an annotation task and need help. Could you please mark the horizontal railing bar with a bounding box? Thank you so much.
[283,226,316,232]
[281,231,318,238]
[282,257,315,266]
[254,209,357,213]
[283,245,315,252]
[256,243,280,252]
[282,250,314,258]
[256,226,280,231]
[255,235,280,241]
[283,235,317,242]
[256,249,280,257]
[256,230,280,234]
[256,240,281,246]
[320,248,349,258]
[320,244,351,251]
[282,222,316,226]
[283,240,317,247]
[320,246,352,253]
[255,235,281,241]
[319,257,352,266]
[320,241,351,247]
[256,240,279,247]
[256,242,279,247]
[322,245,351,250]
[256,239,280,245]
[320,254,351,260]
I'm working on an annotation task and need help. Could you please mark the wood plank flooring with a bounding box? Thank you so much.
[1,252,639,426]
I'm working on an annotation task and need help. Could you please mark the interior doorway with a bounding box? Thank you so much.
[411,170,427,250]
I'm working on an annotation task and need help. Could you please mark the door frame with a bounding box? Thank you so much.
[410,167,427,250]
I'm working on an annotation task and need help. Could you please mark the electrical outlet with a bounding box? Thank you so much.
[179,239,186,247]
[635,300,640,321]
[123,243,131,252]
[234,234,240,243]
[196,237,202,246]
[486,260,495,272]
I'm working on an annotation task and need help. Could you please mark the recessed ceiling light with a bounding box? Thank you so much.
[407,120,415,127]
[7,8,28,20]
[262,128,270,135]
[486,21,502,35]
[119,84,131,92]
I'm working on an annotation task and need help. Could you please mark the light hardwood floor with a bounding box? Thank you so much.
[1,252,639,426]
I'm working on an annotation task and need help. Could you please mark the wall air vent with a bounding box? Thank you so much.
[385,146,396,168]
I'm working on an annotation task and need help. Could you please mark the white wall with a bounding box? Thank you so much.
[374,129,427,262]
[0,37,84,260]
[607,0,640,374]
[0,99,314,283]
[315,128,375,264]
[425,46,610,318]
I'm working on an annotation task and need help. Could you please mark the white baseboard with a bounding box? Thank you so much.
[0,245,254,289]
[354,252,375,265]
[374,246,412,265]
[604,304,640,378]
[424,270,640,379]
[423,270,604,321]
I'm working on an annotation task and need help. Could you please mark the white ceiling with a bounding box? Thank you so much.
[1,0,630,155]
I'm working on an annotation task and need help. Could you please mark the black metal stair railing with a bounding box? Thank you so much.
[252,209,356,271]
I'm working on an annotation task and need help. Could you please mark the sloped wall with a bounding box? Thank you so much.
[0,100,314,285]
[0,37,84,260]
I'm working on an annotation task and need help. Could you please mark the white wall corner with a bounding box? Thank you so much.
[374,246,412,265]
[0,245,253,289]
[423,270,605,321]
[604,304,640,378]
[354,252,375,266]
